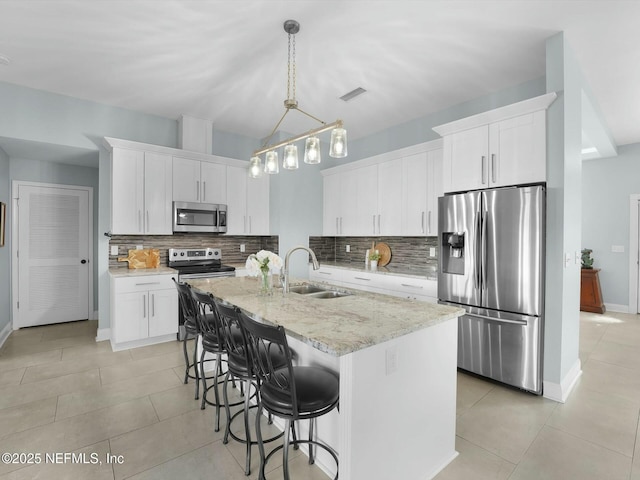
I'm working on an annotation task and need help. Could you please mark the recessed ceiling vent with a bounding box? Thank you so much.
[340,87,367,102]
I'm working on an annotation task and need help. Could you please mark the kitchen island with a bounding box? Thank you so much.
[190,276,463,480]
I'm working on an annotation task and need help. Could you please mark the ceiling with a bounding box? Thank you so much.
[0,0,638,163]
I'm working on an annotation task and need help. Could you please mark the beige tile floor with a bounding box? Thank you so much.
[0,311,638,479]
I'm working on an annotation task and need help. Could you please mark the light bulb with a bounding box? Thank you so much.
[283,144,299,169]
[329,128,348,158]
[304,137,321,164]
[264,151,279,174]
[249,156,263,178]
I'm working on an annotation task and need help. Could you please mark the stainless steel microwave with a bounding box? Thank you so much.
[172,201,227,233]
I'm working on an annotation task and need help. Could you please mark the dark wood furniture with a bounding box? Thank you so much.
[580,268,606,314]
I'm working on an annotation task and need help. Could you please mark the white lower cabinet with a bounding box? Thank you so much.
[110,273,178,351]
[309,266,437,303]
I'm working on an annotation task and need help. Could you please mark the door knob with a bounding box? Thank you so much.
[80,259,87,264]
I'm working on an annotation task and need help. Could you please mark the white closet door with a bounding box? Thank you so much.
[17,185,89,328]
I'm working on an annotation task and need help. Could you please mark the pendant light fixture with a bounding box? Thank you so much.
[248,19,347,178]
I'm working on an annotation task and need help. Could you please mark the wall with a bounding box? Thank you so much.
[0,147,10,337]
[582,143,640,307]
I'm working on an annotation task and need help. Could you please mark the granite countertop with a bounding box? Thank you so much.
[189,276,462,357]
[318,260,437,280]
[109,266,178,277]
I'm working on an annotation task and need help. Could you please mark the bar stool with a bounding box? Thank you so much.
[238,311,339,480]
[172,278,200,399]
[210,297,289,476]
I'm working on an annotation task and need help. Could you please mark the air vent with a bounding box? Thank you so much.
[340,87,367,102]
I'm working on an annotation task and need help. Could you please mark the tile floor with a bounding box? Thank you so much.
[0,311,638,479]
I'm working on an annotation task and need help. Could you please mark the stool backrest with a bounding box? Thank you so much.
[211,299,247,370]
[190,288,222,339]
[237,311,298,416]
[172,278,197,327]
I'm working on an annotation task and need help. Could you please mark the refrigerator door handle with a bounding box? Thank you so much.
[466,312,528,326]
[474,211,482,290]
[481,208,488,291]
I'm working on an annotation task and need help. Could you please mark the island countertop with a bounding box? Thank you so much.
[189,276,463,356]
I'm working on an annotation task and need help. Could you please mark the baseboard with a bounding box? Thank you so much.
[543,358,582,403]
[0,322,12,349]
[95,327,111,343]
[605,303,629,313]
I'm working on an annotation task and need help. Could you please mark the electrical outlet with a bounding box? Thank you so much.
[346,245,350,253]
[430,247,436,257]
[240,244,246,253]
[136,245,143,250]
[110,245,118,256]
[564,252,572,268]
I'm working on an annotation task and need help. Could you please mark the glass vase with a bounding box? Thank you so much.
[258,269,273,296]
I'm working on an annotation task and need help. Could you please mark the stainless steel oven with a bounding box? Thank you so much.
[169,247,236,339]
[172,201,227,233]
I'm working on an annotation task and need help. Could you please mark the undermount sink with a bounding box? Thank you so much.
[288,283,353,299]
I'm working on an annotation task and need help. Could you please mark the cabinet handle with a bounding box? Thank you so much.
[427,211,432,235]
[372,215,376,234]
[135,282,161,286]
[146,210,149,231]
[196,181,200,201]
[378,214,381,234]
[202,181,206,202]
[243,215,247,233]
[248,216,252,233]
[151,294,155,317]
[335,217,339,234]
[319,271,332,276]
[421,211,425,234]
[138,210,142,233]
[401,283,424,289]
[340,217,343,234]
[481,156,487,184]
[354,276,371,281]
[491,154,496,183]
[143,294,147,318]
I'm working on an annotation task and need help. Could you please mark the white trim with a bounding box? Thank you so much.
[11,180,94,330]
[628,194,640,314]
[543,358,582,403]
[432,92,557,136]
[0,322,12,349]
[92,310,99,321]
[605,303,630,314]
[95,327,111,343]
[320,138,443,176]
[109,334,176,352]
[103,136,248,168]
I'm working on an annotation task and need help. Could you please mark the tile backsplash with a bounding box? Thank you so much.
[309,236,438,272]
[109,234,278,268]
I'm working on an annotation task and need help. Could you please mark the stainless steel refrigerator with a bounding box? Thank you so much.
[438,185,545,394]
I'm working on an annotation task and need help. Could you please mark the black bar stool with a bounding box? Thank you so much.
[238,311,339,480]
[210,297,289,476]
[172,278,200,399]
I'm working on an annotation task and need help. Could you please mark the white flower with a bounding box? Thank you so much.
[245,250,282,276]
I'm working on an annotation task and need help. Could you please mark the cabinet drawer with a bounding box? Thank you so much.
[112,274,175,294]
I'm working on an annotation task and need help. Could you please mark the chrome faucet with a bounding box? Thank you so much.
[281,245,320,293]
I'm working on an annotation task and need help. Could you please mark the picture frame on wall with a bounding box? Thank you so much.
[0,202,5,247]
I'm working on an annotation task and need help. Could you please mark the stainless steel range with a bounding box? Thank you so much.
[169,247,236,339]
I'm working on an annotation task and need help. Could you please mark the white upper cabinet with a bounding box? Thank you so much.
[226,166,269,235]
[111,148,172,235]
[401,149,442,236]
[434,92,556,194]
[321,140,443,237]
[173,157,226,204]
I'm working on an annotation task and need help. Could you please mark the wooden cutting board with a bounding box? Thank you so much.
[118,248,160,269]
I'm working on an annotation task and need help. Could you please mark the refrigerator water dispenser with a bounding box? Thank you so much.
[442,232,465,275]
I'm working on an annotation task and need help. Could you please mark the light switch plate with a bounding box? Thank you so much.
[612,245,625,253]
[346,245,351,253]
[430,247,436,257]
[240,244,246,253]
[564,252,572,268]
[110,245,118,256]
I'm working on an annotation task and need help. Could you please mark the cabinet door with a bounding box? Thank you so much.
[377,158,403,235]
[444,125,489,193]
[247,173,270,234]
[172,157,200,203]
[144,152,173,234]
[355,165,378,235]
[114,292,148,343]
[340,169,359,236]
[111,148,144,234]
[226,166,248,234]
[200,162,227,204]
[489,110,546,187]
[426,149,443,236]
[323,174,342,235]
[402,152,428,235]
[148,288,178,337]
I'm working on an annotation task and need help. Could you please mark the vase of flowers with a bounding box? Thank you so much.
[245,250,283,296]
[369,251,381,270]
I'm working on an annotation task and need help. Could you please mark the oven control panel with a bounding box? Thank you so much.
[168,248,222,261]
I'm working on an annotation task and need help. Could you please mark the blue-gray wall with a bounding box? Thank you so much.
[582,143,640,307]
[0,147,10,334]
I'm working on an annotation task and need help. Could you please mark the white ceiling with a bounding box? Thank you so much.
[0,0,638,159]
